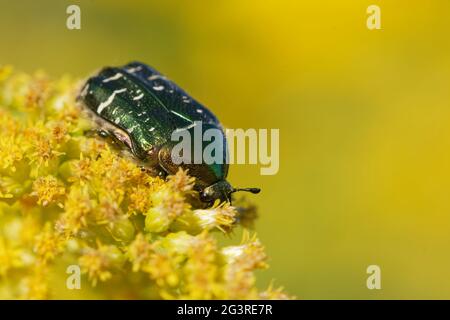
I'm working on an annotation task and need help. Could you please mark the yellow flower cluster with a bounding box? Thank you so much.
[0,66,289,299]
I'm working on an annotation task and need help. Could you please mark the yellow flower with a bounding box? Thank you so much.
[56,185,93,234]
[127,233,153,272]
[21,265,49,300]
[146,251,181,288]
[260,282,292,300]
[182,232,221,299]
[64,155,94,184]
[189,201,237,233]
[27,135,64,175]
[31,175,65,207]
[0,68,289,300]
[221,232,268,299]
[79,242,124,286]
[166,168,195,193]
[127,184,153,215]
[145,185,190,233]
[0,238,23,276]
[34,223,66,263]
[0,114,25,173]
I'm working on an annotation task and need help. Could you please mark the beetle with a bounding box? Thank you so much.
[77,61,260,203]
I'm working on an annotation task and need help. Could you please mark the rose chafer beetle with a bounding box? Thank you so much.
[77,61,260,203]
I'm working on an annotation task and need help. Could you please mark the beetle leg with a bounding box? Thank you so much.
[84,128,111,139]
[158,170,167,179]
[83,128,100,137]
[140,165,167,179]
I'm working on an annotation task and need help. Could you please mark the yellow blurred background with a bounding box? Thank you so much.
[1,0,450,299]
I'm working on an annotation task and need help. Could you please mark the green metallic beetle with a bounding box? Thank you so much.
[77,62,260,203]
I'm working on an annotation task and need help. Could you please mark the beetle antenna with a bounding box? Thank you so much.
[232,187,261,194]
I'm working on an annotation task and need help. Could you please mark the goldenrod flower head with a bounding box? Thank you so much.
[0,68,290,299]
[0,176,21,199]
[31,175,65,207]
[260,282,292,300]
[79,242,124,286]
[222,232,268,270]
[220,232,268,299]
[191,201,237,232]
[145,185,190,233]
[166,168,195,193]
[33,223,66,263]
[127,233,153,272]
[56,185,93,234]
[0,114,25,173]
[20,266,50,300]
[127,184,153,215]
[0,237,24,276]
[182,232,221,299]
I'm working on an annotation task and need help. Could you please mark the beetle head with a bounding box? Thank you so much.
[200,180,260,203]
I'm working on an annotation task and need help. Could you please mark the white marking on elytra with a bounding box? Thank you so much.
[97,88,127,114]
[133,93,144,101]
[102,73,123,83]
[152,85,165,91]
[128,125,138,133]
[196,109,203,113]
[144,118,150,123]
[148,75,166,81]
[126,66,142,73]
[114,117,120,124]
[170,110,192,123]
[149,127,155,132]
